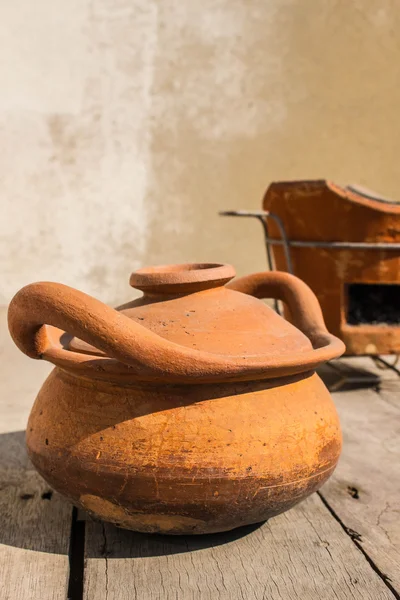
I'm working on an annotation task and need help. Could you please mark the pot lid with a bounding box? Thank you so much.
[9,263,344,383]
[68,263,314,360]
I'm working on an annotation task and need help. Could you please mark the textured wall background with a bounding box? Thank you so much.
[1,0,400,304]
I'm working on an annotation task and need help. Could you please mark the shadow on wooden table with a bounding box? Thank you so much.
[0,429,264,557]
[0,429,73,554]
[84,519,266,559]
[317,361,381,392]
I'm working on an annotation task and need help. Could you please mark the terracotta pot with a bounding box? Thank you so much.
[263,180,400,355]
[8,263,344,534]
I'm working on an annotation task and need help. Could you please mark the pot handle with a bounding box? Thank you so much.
[227,271,342,355]
[7,281,206,378]
[8,277,344,383]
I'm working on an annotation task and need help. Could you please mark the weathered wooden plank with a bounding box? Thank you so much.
[83,492,395,600]
[0,309,73,600]
[320,357,400,593]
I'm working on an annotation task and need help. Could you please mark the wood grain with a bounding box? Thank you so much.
[0,309,72,600]
[320,356,400,592]
[83,493,395,600]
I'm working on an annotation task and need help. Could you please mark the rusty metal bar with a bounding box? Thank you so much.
[219,210,294,275]
[219,210,400,251]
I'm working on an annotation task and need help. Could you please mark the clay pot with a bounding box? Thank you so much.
[8,264,344,534]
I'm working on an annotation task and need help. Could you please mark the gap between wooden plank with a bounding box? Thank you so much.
[318,491,400,600]
[0,309,73,600]
[67,508,86,600]
[320,357,400,594]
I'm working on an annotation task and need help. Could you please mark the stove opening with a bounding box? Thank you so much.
[347,283,400,325]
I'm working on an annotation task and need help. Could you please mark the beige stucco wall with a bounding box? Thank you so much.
[1,0,400,305]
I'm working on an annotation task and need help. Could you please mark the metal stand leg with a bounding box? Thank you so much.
[321,360,381,392]
[372,355,400,376]
[219,210,294,315]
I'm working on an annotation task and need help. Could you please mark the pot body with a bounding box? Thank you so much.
[27,367,341,534]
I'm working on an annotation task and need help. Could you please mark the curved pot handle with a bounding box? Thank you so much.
[8,281,211,379]
[8,278,344,383]
[227,271,343,357]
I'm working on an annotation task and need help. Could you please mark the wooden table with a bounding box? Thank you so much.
[1,310,399,600]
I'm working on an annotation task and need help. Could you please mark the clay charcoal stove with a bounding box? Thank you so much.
[261,180,400,356]
[221,180,400,357]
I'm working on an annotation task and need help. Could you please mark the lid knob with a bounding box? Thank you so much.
[129,263,236,295]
